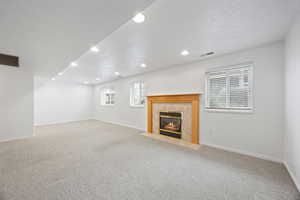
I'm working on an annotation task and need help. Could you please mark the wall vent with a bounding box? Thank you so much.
[0,53,19,67]
[200,52,215,57]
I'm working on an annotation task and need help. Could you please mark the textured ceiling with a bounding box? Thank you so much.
[1,0,299,85]
[57,0,300,85]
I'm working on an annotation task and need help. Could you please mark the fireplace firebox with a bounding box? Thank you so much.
[159,111,182,139]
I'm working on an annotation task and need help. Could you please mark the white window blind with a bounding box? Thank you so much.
[130,81,145,107]
[101,88,115,105]
[206,65,253,111]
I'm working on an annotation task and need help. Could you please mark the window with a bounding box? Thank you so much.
[205,64,253,112]
[101,88,115,105]
[130,81,145,107]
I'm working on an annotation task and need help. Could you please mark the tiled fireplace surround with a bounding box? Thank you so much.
[153,103,193,142]
[147,94,200,145]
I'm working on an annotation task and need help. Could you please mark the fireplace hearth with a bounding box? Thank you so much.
[159,111,182,139]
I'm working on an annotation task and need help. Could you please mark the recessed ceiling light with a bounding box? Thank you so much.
[181,50,190,56]
[96,78,100,81]
[133,13,145,23]
[114,71,120,76]
[70,62,78,67]
[140,63,147,68]
[51,78,56,81]
[84,81,89,84]
[90,46,99,52]
[58,72,63,76]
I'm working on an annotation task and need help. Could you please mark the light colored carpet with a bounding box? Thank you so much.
[0,120,299,200]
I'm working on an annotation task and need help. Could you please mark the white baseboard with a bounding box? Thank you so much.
[94,119,145,132]
[34,119,93,126]
[202,142,282,163]
[284,162,300,192]
[0,136,32,144]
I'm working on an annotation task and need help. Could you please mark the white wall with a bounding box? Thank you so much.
[93,42,285,162]
[0,65,33,141]
[284,14,300,191]
[34,78,93,126]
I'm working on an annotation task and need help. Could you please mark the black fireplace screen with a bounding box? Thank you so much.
[159,111,182,139]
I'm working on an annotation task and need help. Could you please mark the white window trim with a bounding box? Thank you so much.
[205,63,254,113]
[205,108,253,114]
[100,87,115,106]
[129,81,145,108]
[130,104,145,108]
[101,103,115,107]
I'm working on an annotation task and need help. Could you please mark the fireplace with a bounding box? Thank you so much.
[159,111,182,139]
[147,94,200,144]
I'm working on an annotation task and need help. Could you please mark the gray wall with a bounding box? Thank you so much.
[93,42,284,162]
[284,14,300,191]
[34,78,93,126]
